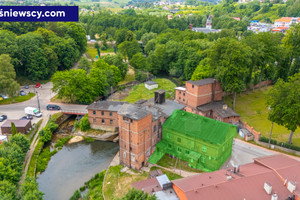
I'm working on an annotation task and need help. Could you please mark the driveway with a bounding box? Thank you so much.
[221,139,275,169]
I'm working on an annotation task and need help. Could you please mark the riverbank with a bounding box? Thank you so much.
[73,129,118,142]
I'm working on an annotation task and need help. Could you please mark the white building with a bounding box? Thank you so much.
[192,15,221,34]
[274,17,300,28]
[145,81,158,90]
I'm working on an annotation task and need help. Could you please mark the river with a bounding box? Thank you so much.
[37,140,119,200]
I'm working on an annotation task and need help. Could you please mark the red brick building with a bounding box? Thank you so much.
[175,78,240,124]
[118,91,185,170]
[86,101,127,132]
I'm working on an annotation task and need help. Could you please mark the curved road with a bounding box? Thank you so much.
[0,82,87,128]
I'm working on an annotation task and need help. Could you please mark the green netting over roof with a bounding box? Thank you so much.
[148,110,237,171]
[162,109,236,145]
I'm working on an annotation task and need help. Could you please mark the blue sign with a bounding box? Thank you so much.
[0,6,78,21]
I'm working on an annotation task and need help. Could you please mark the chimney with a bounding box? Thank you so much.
[223,104,228,110]
[155,90,166,104]
[271,193,278,200]
[287,181,296,193]
[264,182,272,195]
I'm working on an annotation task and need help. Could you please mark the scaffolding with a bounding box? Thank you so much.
[148,110,237,172]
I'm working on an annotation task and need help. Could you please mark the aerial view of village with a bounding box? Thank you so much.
[0,0,299,199]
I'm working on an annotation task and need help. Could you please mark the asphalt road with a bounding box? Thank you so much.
[0,82,87,132]
[221,139,275,169]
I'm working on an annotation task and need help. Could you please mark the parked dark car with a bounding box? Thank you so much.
[0,115,7,122]
[20,90,26,96]
[46,104,61,110]
[19,115,32,120]
[26,115,33,120]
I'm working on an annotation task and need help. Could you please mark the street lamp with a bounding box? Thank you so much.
[36,91,41,113]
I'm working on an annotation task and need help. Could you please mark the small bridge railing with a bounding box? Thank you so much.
[61,110,88,115]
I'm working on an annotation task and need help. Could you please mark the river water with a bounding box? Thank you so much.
[37,140,119,200]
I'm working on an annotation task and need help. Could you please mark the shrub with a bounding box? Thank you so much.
[259,136,277,145]
[79,114,90,131]
[70,190,81,200]
[39,127,52,142]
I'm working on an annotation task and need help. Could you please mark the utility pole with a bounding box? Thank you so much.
[36,91,41,113]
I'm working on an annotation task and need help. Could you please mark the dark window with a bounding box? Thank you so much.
[123,116,126,120]
[110,112,113,116]
[177,138,181,143]
[102,119,105,124]
[153,125,157,132]
[110,120,113,125]
[168,144,172,148]
[179,91,181,94]
[93,111,96,115]
[183,99,185,102]
[186,150,190,154]
[177,147,182,152]
[179,97,181,100]
[101,111,104,116]
[93,118,96,123]
[183,93,185,96]
[192,85,194,88]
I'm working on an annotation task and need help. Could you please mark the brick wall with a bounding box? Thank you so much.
[175,90,187,105]
[88,109,119,131]
[242,122,261,140]
[119,113,154,170]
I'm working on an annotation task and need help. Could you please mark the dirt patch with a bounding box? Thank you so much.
[107,90,129,100]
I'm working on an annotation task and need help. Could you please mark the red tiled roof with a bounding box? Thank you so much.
[172,154,300,200]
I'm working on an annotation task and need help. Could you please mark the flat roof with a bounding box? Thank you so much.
[1,120,31,128]
[175,87,186,91]
[145,81,158,85]
[86,101,127,112]
[187,78,216,86]
[118,104,152,120]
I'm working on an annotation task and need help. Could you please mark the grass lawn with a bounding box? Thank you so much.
[121,78,176,103]
[150,166,182,180]
[86,47,115,60]
[156,154,203,173]
[224,87,300,146]
[0,93,35,105]
[103,165,149,200]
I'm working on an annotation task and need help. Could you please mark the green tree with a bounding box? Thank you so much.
[0,180,18,200]
[283,24,300,78]
[130,53,149,70]
[118,40,141,61]
[191,58,214,80]
[141,32,157,46]
[11,122,17,136]
[20,177,44,200]
[267,73,300,144]
[79,114,90,131]
[208,38,251,110]
[10,134,30,153]
[0,54,20,99]
[52,69,96,104]
[78,57,92,72]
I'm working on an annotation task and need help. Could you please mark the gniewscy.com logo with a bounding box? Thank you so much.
[0,6,78,22]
